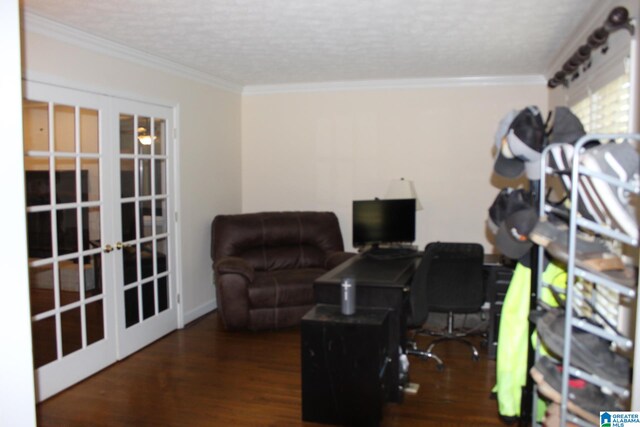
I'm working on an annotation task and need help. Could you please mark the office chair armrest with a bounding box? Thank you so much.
[325,251,357,270]
[214,256,255,283]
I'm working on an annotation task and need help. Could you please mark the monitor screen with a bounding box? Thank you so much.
[352,198,416,247]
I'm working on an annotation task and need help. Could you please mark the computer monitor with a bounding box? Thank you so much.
[352,198,416,248]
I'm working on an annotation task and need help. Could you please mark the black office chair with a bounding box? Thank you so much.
[406,242,485,369]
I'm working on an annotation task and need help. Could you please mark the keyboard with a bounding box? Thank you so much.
[363,247,419,260]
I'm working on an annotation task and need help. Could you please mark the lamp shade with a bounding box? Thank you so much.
[384,178,423,210]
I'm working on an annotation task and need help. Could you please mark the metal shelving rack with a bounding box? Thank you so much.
[534,133,640,426]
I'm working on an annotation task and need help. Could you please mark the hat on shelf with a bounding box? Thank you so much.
[488,188,529,234]
[506,106,546,180]
[548,106,585,144]
[487,188,538,259]
[496,206,538,259]
[488,188,538,259]
[493,110,524,179]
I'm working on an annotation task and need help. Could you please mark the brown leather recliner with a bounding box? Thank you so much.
[211,211,354,331]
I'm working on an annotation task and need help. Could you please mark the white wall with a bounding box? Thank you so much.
[22,28,243,321]
[0,1,37,425]
[242,83,548,253]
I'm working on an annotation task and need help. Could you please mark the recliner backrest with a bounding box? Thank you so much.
[211,211,345,271]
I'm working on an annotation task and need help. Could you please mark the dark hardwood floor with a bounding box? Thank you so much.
[37,311,507,426]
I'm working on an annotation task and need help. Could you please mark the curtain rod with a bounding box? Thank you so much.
[547,6,635,89]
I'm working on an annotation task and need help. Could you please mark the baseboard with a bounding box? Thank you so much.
[183,299,217,326]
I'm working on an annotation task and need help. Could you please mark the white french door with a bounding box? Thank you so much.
[112,99,177,357]
[23,81,177,401]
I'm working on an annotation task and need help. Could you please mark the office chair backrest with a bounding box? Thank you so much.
[406,243,438,328]
[424,242,485,313]
[407,242,485,328]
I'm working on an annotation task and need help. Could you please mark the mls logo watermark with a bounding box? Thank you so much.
[602,412,640,427]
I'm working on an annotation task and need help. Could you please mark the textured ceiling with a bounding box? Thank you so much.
[21,0,600,87]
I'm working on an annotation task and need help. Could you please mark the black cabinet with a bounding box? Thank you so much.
[301,304,391,426]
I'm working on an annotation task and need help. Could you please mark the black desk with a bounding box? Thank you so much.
[313,253,421,403]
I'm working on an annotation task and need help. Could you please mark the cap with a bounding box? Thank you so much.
[506,106,546,180]
[487,188,530,235]
[495,207,538,259]
[548,106,586,144]
[493,110,524,179]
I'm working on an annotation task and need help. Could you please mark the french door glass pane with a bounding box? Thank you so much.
[140,201,152,238]
[56,208,78,255]
[86,300,104,345]
[121,159,135,198]
[158,277,169,313]
[120,114,134,154]
[157,238,167,273]
[121,202,136,242]
[139,159,152,197]
[123,246,138,285]
[142,282,155,319]
[59,260,80,302]
[32,317,56,369]
[83,206,100,250]
[155,160,166,195]
[80,108,99,153]
[23,100,49,152]
[141,241,154,280]
[29,264,55,315]
[27,211,53,258]
[61,307,82,356]
[83,254,102,295]
[124,288,139,327]
[81,158,100,202]
[54,158,77,203]
[154,119,165,155]
[138,116,152,155]
[54,105,75,152]
[156,200,167,234]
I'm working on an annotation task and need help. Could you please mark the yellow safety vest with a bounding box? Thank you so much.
[493,261,566,418]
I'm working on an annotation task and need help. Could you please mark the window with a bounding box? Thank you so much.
[570,70,631,134]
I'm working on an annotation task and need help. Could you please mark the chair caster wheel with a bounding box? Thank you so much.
[436,363,444,372]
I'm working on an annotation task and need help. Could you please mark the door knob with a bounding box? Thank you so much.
[116,242,131,250]
[104,244,114,253]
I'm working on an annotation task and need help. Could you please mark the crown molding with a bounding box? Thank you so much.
[242,75,546,95]
[22,10,243,94]
[545,0,638,78]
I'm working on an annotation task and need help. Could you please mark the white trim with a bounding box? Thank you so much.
[24,71,181,109]
[22,10,242,94]
[172,105,185,329]
[243,75,546,95]
[183,299,216,325]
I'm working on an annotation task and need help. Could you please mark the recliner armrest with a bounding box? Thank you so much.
[325,251,357,270]
[215,256,255,283]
